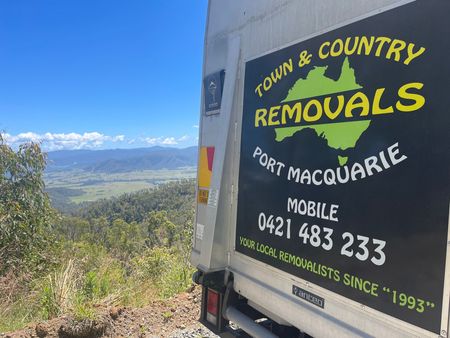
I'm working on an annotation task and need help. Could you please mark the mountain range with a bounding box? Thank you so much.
[47,146,198,173]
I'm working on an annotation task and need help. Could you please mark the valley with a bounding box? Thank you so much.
[43,146,198,208]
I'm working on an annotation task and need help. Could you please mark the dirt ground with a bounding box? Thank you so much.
[0,286,219,338]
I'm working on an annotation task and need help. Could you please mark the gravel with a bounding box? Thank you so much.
[168,324,219,338]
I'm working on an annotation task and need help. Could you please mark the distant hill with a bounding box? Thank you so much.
[46,146,198,173]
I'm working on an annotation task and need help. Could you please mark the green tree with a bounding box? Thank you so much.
[0,136,55,272]
[57,216,90,242]
[106,218,145,257]
[143,210,177,247]
[84,217,109,245]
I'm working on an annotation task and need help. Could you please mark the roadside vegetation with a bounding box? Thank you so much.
[0,137,195,332]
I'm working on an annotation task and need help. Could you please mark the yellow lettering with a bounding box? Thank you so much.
[268,106,281,126]
[282,59,293,75]
[344,37,359,55]
[372,88,394,115]
[255,84,263,97]
[345,92,369,117]
[271,66,284,83]
[357,36,375,56]
[324,95,344,119]
[255,83,424,128]
[319,41,330,59]
[404,44,426,65]
[282,102,302,124]
[303,99,322,122]
[386,39,407,62]
[263,77,272,91]
[396,82,425,112]
[374,37,391,57]
[255,108,268,127]
[330,39,344,57]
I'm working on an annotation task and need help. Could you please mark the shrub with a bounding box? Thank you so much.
[0,137,56,273]
[131,246,194,298]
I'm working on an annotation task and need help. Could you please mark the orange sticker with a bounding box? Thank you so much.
[198,146,215,188]
[198,189,209,204]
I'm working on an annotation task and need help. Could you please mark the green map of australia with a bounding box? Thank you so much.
[275,57,370,166]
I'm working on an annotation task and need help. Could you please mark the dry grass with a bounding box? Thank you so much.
[0,270,37,332]
[41,259,78,318]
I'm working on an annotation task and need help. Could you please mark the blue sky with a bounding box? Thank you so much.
[0,0,207,150]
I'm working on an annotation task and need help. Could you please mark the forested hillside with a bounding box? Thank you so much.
[0,138,197,333]
[77,180,194,224]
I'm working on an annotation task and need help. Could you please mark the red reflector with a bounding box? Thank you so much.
[207,288,219,315]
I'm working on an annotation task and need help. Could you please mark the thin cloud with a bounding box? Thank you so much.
[3,131,125,151]
[143,137,162,145]
[1,131,200,150]
[142,135,193,146]
[161,137,177,145]
[192,125,199,129]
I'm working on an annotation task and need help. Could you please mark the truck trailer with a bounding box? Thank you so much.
[191,1,450,337]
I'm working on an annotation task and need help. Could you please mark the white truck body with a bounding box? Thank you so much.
[191,1,450,337]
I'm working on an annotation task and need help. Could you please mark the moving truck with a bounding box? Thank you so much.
[190,1,450,337]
